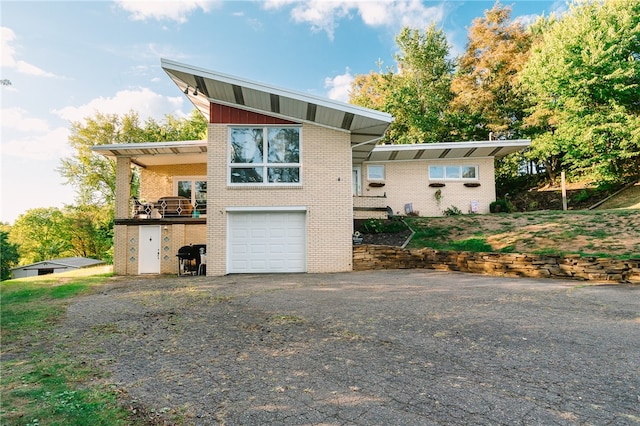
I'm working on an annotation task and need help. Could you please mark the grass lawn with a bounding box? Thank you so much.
[0,269,141,426]
[406,209,640,259]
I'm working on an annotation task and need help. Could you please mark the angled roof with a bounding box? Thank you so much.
[161,58,393,163]
[367,139,531,162]
[11,257,105,271]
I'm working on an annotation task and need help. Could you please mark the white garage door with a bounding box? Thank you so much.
[228,211,306,273]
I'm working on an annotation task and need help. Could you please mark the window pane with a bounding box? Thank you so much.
[368,165,384,180]
[268,128,300,163]
[195,181,207,213]
[462,166,476,179]
[177,180,192,199]
[445,166,460,179]
[268,167,300,183]
[230,128,263,163]
[429,166,444,179]
[231,167,263,183]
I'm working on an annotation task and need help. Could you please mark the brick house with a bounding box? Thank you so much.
[94,59,529,276]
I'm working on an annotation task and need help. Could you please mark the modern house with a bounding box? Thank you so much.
[93,59,530,276]
[11,257,106,279]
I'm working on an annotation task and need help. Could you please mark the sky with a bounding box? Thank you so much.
[1,0,567,224]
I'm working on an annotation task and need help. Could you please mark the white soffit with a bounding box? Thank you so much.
[367,140,531,162]
[92,140,207,167]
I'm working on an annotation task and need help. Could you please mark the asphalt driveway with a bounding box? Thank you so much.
[62,270,640,425]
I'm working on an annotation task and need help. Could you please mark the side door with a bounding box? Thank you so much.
[139,226,161,274]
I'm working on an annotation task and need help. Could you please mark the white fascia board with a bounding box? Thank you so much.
[371,139,531,153]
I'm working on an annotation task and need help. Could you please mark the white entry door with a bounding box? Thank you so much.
[227,211,306,273]
[139,226,161,274]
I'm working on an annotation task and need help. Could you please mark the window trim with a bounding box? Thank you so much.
[367,164,385,181]
[227,126,302,186]
[429,164,479,181]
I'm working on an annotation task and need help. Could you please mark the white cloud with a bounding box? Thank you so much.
[2,126,72,161]
[263,0,445,40]
[324,68,353,103]
[52,88,185,122]
[1,27,58,77]
[1,108,71,160]
[115,0,220,24]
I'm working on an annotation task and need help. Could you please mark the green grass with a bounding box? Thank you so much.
[404,209,639,259]
[1,273,139,426]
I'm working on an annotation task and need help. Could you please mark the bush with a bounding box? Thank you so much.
[359,219,407,234]
[443,206,463,216]
[490,199,513,213]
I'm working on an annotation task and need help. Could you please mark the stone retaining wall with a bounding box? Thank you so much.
[353,245,640,284]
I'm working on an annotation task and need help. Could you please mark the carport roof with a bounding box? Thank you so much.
[367,139,531,162]
[161,58,393,163]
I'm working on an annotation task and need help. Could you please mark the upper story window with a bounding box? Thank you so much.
[367,164,385,180]
[175,177,207,214]
[429,165,478,180]
[229,127,301,185]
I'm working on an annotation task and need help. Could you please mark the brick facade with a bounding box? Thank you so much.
[206,122,354,275]
[361,157,496,217]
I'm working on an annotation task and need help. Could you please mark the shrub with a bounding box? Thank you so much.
[443,206,463,216]
[490,199,513,213]
[359,219,407,234]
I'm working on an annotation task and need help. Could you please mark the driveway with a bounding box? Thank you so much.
[61,270,640,425]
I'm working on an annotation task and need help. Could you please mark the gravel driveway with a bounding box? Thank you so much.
[60,270,640,425]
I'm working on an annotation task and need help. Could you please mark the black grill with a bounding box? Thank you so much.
[176,244,206,276]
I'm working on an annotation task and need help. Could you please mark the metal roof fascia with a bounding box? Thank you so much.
[161,59,393,124]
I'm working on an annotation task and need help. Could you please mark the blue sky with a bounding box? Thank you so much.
[1,0,566,224]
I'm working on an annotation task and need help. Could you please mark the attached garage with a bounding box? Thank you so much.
[227,209,306,273]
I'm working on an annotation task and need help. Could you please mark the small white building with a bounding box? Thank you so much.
[11,257,106,279]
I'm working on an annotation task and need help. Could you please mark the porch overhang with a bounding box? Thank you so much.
[161,58,393,164]
[366,139,531,162]
[92,140,207,167]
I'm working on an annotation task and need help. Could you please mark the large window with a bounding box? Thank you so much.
[175,177,207,215]
[229,127,301,184]
[429,165,478,180]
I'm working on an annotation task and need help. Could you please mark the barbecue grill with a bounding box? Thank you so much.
[176,244,206,276]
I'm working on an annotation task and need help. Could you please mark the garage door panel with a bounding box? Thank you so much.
[228,211,306,273]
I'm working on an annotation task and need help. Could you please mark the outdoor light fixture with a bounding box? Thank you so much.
[183,86,189,94]
[193,87,199,96]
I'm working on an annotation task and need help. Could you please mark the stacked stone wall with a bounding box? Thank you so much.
[353,245,640,284]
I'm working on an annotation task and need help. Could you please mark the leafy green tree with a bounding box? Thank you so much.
[520,0,640,184]
[58,109,208,206]
[350,24,456,144]
[9,208,73,265]
[65,205,114,263]
[1,229,20,280]
[450,2,533,140]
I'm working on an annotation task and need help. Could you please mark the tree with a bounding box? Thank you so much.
[1,229,20,280]
[9,208,73,265]
[65,205,114,263]
[350,24,456,144]
[520,0,640,184]
[58,109,208,206]
[450,2,533,140]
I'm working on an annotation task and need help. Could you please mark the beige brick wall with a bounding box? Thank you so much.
[206,123,353,275]
[113,223,206,275]
[362,157,496,217]
[140,164,207,203]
